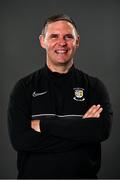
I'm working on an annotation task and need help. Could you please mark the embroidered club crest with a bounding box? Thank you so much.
[73,88,85,101]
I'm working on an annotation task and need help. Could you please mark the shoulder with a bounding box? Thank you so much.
[18,67,45,86]
[10,67,45,98]
[74,68,110,103]
[74,67,109,98]
[74,67,104,88]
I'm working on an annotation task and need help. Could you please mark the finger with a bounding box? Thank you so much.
[83,105,99,118]
[86,107,103,118]
[83,104,102,118]
[94,107,103,118]
[83,105,97,118]
[82,106,94,118]
[89,104,102,116]
[31,120,41,132]
[89,104,101,115]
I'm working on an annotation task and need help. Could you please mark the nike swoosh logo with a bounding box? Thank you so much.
[32,91,47,97]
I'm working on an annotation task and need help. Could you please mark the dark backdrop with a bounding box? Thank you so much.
[1,0,120,178]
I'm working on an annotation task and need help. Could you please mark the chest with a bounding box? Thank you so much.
[31,79,90,116]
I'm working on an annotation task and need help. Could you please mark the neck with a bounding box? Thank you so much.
[47,61,73,74]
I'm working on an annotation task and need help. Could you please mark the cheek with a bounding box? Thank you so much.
[46,42,56,50]
[68,40,77,47]
[69,43,77,51]
[44,43,51,51]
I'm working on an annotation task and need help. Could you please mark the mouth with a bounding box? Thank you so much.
[55,49,68,54]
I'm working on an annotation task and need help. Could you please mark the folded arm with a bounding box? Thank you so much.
[31,104,103,132]
[8,78,113,153]
[31,79,113,142]
[8,80,74,153]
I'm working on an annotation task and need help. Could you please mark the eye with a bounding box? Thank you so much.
[64,34,74,40]
[49,34,58,39]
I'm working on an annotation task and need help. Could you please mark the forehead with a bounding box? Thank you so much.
[46,20,76,34]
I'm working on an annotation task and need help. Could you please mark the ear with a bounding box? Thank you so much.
[39,35,46,49]
[76,35,80,48]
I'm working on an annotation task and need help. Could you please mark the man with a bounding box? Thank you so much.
[8,14,113,179]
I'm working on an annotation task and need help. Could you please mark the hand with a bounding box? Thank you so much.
[82,104,103,119]
[31,119,41,132]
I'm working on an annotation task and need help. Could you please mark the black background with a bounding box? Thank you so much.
[1,0,120,178]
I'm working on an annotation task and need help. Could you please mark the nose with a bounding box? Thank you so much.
[58,37,66,46]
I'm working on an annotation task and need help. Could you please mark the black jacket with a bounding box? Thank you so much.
[8,65,113,179]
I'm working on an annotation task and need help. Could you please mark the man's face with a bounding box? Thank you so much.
[40,20,80,67]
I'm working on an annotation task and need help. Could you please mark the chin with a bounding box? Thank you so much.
[56,60,71,66]
[57,57,70,62]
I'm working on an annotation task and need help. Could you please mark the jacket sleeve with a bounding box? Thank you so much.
[40,78,113,142]
[7,79,74,153]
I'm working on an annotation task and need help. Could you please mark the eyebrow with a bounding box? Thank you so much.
[49,33,58,37]
[49,33,74,38]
